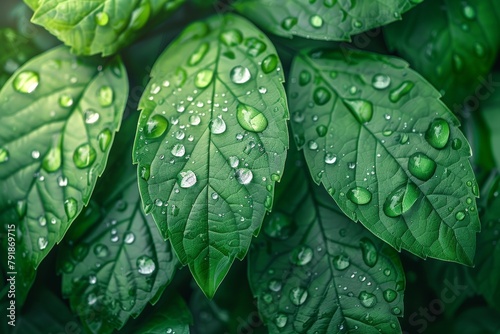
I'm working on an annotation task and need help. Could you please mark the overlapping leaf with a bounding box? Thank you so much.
[28,0,185,56]
[289,50,479,265]
[249,152,405,333]
[133,13,289,297]
[234,0,422,41]
[384,0,500,106]
[0,45,127,304]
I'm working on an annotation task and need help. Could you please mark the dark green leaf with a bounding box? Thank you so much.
[234,0,422,41]
[289,50,479,265]
[249,152,405,333]
[480,73,500,169]
[30,0,185,56]
[133,13,289,297]
[427,307,500,334]
[0,45,127,304]
[384,0,500,106]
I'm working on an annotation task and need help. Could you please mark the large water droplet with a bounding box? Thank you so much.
[136,255,156,275]
[275,314,287,328]
[389,81,414,102]
[313,87,331,105]
[383,182,420,217]
[290,287,308,306]
[236,104,268,133]
[261,55,278,73]
[344,99,373,123]
[310,15,324,28]
[228,156,239,168]
[188,43,209,66]
[360,238,378,267]
[64,198,78,219]
[220,29,243,46]
[408,152,436,181]
[13,71,39,94]
[145,115,168,138]
[383,289,397,302]
[290,245,313,266]
[264,213,294,240]
[425,118,450,149]
[372,74,391,90]
[463,5,476,20]
[42,146,61,172]
[98,129,112,151]
[347,187,372,205]
[95,12,109,26]
[171,144,186,157]
[332,254,350,270]
[210,116,226,134]
[299,70,311,86]
[230,66,251,84]
[325,152,337,165]
[73,144,96,168]
[235,168,253,185]
[245,37,267,57]
[195,69,214,88]
[140,165,150,181]
[84,109,100,124]
[178,170,197,188]
[359,291,377,308]
[124,232,135,244]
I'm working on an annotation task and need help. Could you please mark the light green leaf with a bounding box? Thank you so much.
[234,0,422,41]
[0,45,127,303]
[133,13,289,298]
[23,0,40,10]
[289,50,479,265]
[30,0,185,56]
[249,152,405,333]
[384,0,500,106]
[480,73,500,168]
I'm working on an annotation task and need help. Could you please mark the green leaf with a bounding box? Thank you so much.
[234,0,422,41]
[133,13,289,298]
[480,73,500,169]
[59,151,179,333]
[427,307,500,334]
[384,0,500,106]
[248,152,405,333]
[30,0,185,56]
[23,0,40,10]
[0,45,127,302]
[0,28,39,88]
[288,50,480,265]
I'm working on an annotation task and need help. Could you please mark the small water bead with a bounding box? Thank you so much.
[325,153,337,165]
[98,129,112,151]
[95,11,109,26]
[264,213,294,240]
[98,86,114,107]
[174,130,185,140]
[463,5,476,20]
[64,198,78,219]
[258,86,267,94]
[275,314,288,328]
[136,255,156,275]
[230,66,251,84]
[171,144,186,157]
[31,150,40,159]
[425,118,450,149]
[359,291,377,308]
[188,43,209,66]
[408,152,436,181]
[174,67,187,87]
[290,287,308,306]
[0,148,9,163]
[145,115,169,138]
[360,237,378,267]
[344,99,373,123]
[235,168,253,185]
[290,245,313,266]
[16,201,27,218]
[195,69,214,89]
[124,232,135,244]
[389,81,414,103]
[84,109,100,124]
[211,192,219,200]
[94,244,109,258]
[13,70,39,94]
[57,175,68,187]
[455,211,466,221]
[308,140,318,150]
[178,170,197,188]
[38,236,48,250]
[332,254,350,270]
[383,289,398,303]
[210,116,226,134]
[347,187,372,205]
[383,268,392,276]
[220,29,243,46]
[228,156,239,168]
[189,115,201,126]
[89,275,97,285]
[268,279,282,292]
[316,125,327,137]
[261,54,278,73]
[313,87,331,105]
[310,15,324,28]
[452,138,462,150]
[59,94,74,108]
[38,216,47,226]
[73,144,96,168]
[236,104,268,133]
[244,37,267,57]
[42,146,61,172]
[383,182,419,218]
[281,17,298,30]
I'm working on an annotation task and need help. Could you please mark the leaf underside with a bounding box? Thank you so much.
[133,13,289,297]
[289,50,480,265]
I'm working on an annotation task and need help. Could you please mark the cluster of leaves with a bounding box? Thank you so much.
[0,0,499,333]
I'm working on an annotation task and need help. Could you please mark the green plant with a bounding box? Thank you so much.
[1,0,499,333]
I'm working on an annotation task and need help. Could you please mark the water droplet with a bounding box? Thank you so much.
[171,144,186,157]
[87,293,97,306]
[383,182,420,217]
[372,74,391,90]
[94,244,109,258]
[137,255,156,275]
[316,125,327,137]
[195,69,214,88]
[61,261,74,274]
[425,118,450,149]
[325,152,337,165]
[73,144,96,168]
[308,140,318,150]
[98,86,114,107]
[452,54,463,72]
[84,109,100,124]
[275,314,287,328]
[281,17,298,30]
[463,5,476,20]
[174,67,187,87]
[0,148,9,164]
[359,291,377,308]
[268,279,282,292]
[211,192,219,200]
[98,129,112,151]
[16,200,27,218]
[290,245,313,266]
[13,71,39,94]
[57,175,68,187]
[347,187,372,205]
[38,215,47,226]
[220,29,242,46]
[230,66,251,84]
[360,237,378,267]
[89,275,97,285]
[210,116,226,134]
[177,170,196,188]
[130,1,151,30]
[344,99,373,123]
[392,307,402,315]
[235,168,253,185]
[188,43,209,66]
[261,55,278,73]
[64,198,78,219]
[42,146,61,172]
[140,165,150,181]
[228,156,239,168]
[383,289,398,302]
[124,232,135,244]
[332,254,350,270]
[189,115,201,126]
[455,211,465,221]
[389,81,414,103]
[408,152,436,181]
[38,237,48,250]
[313,87,331,105]
[145,115,169,138]
[264,213,294,239]
[452,138,462,150]
[475,43,485,57]
[95,12,109,26]
[290,287,308,306]
[310,15,324,28]
[244,37,267,57]
[59,94,74,108]
[236,104,268,133]
[384,268,391,276]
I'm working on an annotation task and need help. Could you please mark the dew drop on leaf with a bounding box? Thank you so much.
[299,70,311,86]
[316,125,327,137]
[16,200,27,218]
[94,244,109,258]
[140,165,150,181]
[195,69,214,88]
[235,168,253,185]
[275,314,288,328]
[136,255,156,275]
[0,147,9,163]
[210,116,227,134]
[389,81,414,103]
[59,94,74,108]
[98,86,114,107]
[408,152,436,181]
[95,12,109,26]
[178,170,197,188]
[244,37,267,57]
[64,197,78,219]
[383,289,398,302]
[309,15,324,28]
[145,115,169,138]
[425,118,450,149]
[281,17,297,30]
[358,291,377,308]
[372,74,391,90]
[38,236,48,250]
[13,70,39,94]
[171,143,186,157]
[383,182,419,217]
[236,104,268,132]
[313,87,331,105]
[289,287,308,306]
[325,152,337,165]
[344,99,373,123]
[268,279,282,292]
[73,144,97,168]
[261,54,278,73]
[189,43,209,66]
[290,245,313,266]
[359,237,378,267]
[228,156,239,168]
[332,254,350,270]
[98,129,112,151]
[347,187,372,205]
[455,211,466,221]
[124,232,135,244]
[42,146,61,172]
[230,66,252,84]
[220,29,243,46]
[84,109,100,124]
